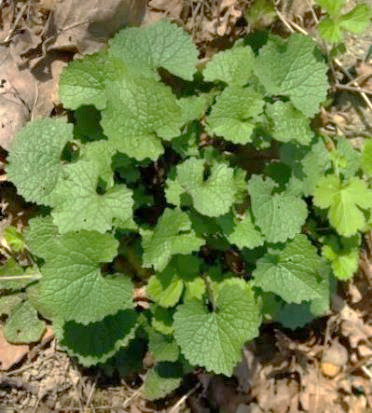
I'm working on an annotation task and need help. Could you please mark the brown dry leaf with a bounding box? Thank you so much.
[9,29,42,59]
[356,61,372,91]
[183,0,245,43]
[31,54,68,118]
[0,94,29,151]
[339,303,372,349]
[0,328,29,370]
[51,0,147,55]
[283,0,314,20]
[0,47,37,150]
[345,395,367,413]
[252,374,299,413]
[243,404,263,413]
[321,340,348,373]
[300,367,340,413]
[148,0,183,20]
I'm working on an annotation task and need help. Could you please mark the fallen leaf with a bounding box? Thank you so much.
[0,47,36,150]
[339,303,372,348]
[31,53,68,118]
[322,340,348,369]
[0,94,29,150]
[51,0,147,55]
[148,0,183,19]
[300,367,340,413]
[0,328,29,370]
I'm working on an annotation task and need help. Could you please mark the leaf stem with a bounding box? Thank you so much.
[0,273,42,282]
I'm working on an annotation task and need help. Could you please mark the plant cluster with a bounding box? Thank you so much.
[2,19,372,399]
[316,0,371,44]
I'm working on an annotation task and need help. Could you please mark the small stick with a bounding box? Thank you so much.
[275,8,295,33]
[2,1,29,43]
[169,383,201,413]
[335,84,372,95]
[334,57,372,111]
[121,386,143,409]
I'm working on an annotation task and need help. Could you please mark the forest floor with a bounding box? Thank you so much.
[0,0,372,412]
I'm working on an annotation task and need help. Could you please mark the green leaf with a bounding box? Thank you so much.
[0,295,23,316]
[207,86,264,144]
[0,259,37,290]
[316,0,345,17]
[147,270,183,309]
[178,95,211,124]
[109,20,198,81]
[362,139,372,177]
[59,52,126,110]
[51,160,133,233]
[6,118,73,206]
[309,260,333,316]
[331,137,360,180]
[101,77,182,161]
[280,139,330,196]
[104,336,147,377]
[148,330,180,362]
[277,302,315,329]
[55,310,138,366]
[73,105,104,142]
[318,17,343,43]
[339,4,372,34]
[141,209,204,272]
[25,217,58,258]
[184,276,206,301]
[79,140,116,184]
[173,280,260,375]
[147,255,201,308]
[152,306,175,335]
[266,101,313,145]
[217,212,264,250]
[171,122,200,158]
[2,226,25,253]
[313,175,372,236]
[143,362,183,401]
[27,226,133,324]
[253,234,325,303]
[166,158,239,217]
[270,260,332,328]
[254,34,328,117]
[322,235,360,280]
[4,300,45,344]
[203,45,255,86]
[248,175,308,243]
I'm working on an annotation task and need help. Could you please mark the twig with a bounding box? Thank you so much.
[275,8,295,33]
[361,365,372,380]
[85,373,99,409]
[333,58,372,111]
[121,385,143,409]
[168,383,201,413]
[306,0,319,24]
[2,1,29,43]
[335,84,372,95]
[345,72,372,87]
